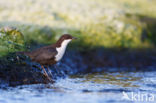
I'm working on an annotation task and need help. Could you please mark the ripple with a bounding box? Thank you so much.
[1,71,156,103]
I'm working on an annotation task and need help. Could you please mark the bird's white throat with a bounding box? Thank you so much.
[55,39,72,61]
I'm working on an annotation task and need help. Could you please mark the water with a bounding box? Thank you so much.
[0,71,156,103]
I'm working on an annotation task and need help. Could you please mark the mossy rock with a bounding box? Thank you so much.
[0,27,25,57]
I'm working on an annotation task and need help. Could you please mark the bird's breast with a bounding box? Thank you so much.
[55,39,71,61]
[55,47,66,61]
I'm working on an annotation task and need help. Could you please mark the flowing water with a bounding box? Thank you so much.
[0,70,156,103]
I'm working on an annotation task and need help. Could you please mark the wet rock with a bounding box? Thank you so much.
[0,28,52,86]
[0,54,52,86]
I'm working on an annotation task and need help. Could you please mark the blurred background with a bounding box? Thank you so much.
[0,0,156,53]
[0,0,156,103]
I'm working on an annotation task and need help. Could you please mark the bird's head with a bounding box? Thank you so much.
[56,34,77,47]
[59,34,77,41]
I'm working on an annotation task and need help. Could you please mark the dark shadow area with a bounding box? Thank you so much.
[77,47,156,73]
[0,53,51,86]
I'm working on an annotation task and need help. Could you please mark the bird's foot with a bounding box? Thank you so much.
[43,72,55,83]
[41,65,55,83]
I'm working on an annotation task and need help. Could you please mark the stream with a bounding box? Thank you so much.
[0,70,156,103]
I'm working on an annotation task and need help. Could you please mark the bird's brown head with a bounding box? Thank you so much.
[56,34,77,47]
[60,34,77,40]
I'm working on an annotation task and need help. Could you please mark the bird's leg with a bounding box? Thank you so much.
[41,65,52,82]
[46,66,55,83]
[46,66,53,78]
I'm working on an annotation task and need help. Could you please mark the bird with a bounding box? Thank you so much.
[18,34,77,82]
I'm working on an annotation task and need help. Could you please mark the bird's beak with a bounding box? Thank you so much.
[72,37,77,40]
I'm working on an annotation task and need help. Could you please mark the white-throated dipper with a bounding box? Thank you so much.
[19,34,77,82]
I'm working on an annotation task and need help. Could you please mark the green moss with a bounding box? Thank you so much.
[0,27,25,57]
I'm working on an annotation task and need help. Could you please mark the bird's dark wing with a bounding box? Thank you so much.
[28,46,57,62]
